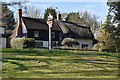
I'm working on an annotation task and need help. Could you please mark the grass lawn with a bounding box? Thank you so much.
[1,48,119,78]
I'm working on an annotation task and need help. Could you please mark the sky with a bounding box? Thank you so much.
[26,2,109,22]
[7,0,109,22]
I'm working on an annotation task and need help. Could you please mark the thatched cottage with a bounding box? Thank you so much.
[12,9,95,49]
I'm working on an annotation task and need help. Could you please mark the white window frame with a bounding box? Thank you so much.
[34,31,39,37]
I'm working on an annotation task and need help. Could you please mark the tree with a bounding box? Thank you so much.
[0,0,29,35]
[79,10,100,34]
[107,1,120,23]
[0,2,15,34]
[66,12,82,22]
[44,7,57,19]
[0,0,28,12]
[24,6,42,18]
[61,13,68,21]
[96,29,116,52]
[106,1,120,52]
[94,1,120,52]
[66,10,100,34]
[95,13,120,52]
[102,13,112,28]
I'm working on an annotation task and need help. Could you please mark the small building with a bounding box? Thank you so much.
[11,9,95,49]
[0,26,6,48]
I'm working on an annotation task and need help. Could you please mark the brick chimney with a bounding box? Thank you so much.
[57,11,61,21]
[17,9,22,37]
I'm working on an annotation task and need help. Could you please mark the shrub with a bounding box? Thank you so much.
[10,38,35,49]
[92,43,116,52]
[92,43,102,51]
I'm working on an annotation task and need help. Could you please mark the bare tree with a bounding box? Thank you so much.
[0,0,29,9]
[79,10,100,34]
[24,6,42,18]
[61,13,68,21]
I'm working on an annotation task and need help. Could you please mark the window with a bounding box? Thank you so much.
[52,41,57,47]
[34,31,39,37]
[68,43,73,47]
[52,32,55,38]
[82,44,88,49]
[35,42,43,47]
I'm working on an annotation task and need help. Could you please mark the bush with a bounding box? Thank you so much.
[92,43,102,51]
[10,38,35,49]
[92,43,116,52]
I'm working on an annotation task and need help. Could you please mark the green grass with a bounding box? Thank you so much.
[1,48,119,78]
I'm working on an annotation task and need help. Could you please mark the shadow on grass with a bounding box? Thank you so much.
[3,49,38,54]
[3,60,28,71]
[3,55,118,72]
[3,49,73,57]
[97,53,118,58]
[2,48,118,71]
[4,58,38,61]
[29,65,51,70]
[40,58,118,66]
[31,69,118,77]
[3,48,118,58]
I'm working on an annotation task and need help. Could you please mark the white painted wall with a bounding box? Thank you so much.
[0,38,6,48]
[0,27,5,34]
[77,39,93,49]
[60,39,93,49]
[35,40,58,48]
[35,39,93,49]
[22,22,27,34]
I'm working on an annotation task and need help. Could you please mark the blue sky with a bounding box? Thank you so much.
[27,2,109,21]
[8,0,109,22]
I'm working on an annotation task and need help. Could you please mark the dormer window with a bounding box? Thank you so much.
[52,32,55,38]
[34,31,39,37]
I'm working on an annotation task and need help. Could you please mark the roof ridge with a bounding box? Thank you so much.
[22,16,47,20]
[62,21,90,28]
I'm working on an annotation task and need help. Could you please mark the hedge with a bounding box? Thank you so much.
[10,38,35,49]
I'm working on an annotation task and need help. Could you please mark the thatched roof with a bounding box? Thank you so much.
[22,17,61,31]
[12,17,94,39]
[57,21,94,39]
[61,38,79,45]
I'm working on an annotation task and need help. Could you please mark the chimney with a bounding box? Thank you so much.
[57,11,61,21]
[17,9,22,37]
